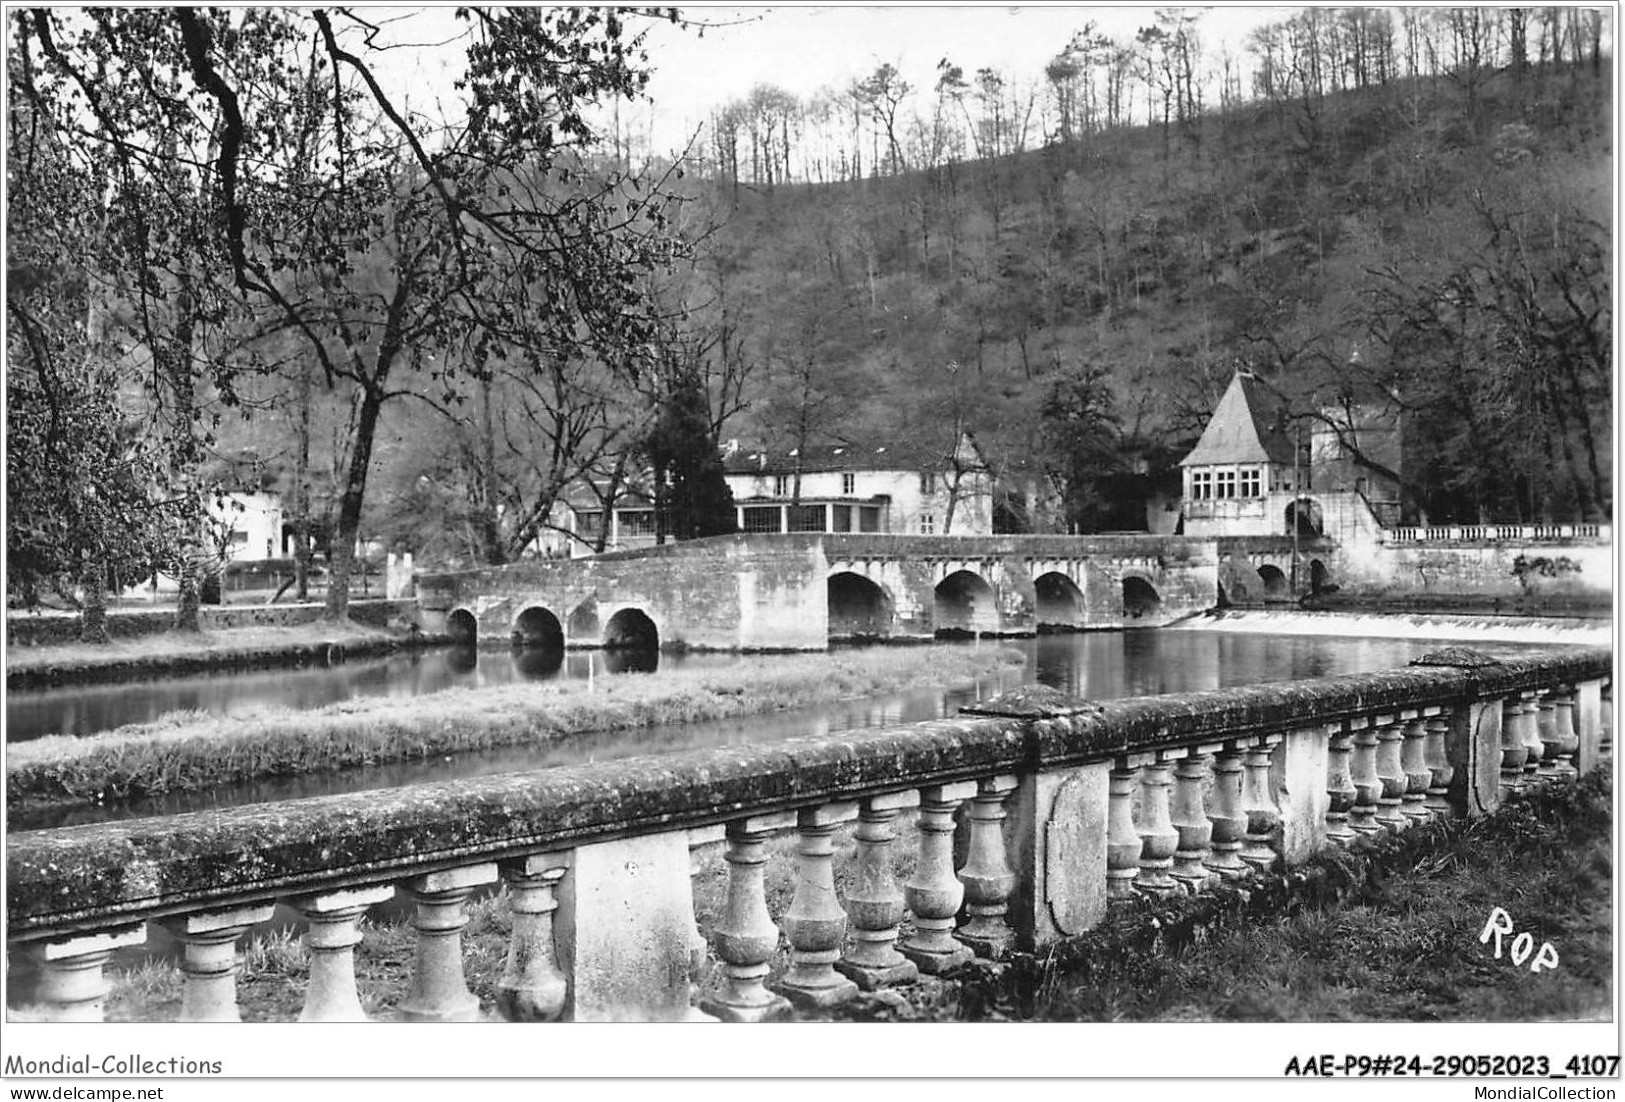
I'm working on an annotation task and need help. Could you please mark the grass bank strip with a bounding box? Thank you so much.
[6,621,412,690]
[6,645,1026,812]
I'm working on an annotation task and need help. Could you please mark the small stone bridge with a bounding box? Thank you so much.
[415,533,1233,651]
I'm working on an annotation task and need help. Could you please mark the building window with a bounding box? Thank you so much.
[920,471,936,494]
[858,506,882,533]
[577,511,604,538]
[842,472,856,495]
[1190,470,1212,500]
[773,474,791,497]
[1239,467,1262,498]
[620,510,656,536]
[832,505,853,532]
[742,506,782,534]
[788,505,825,533]
[920,513,935,535]
[1215,470,1237,499]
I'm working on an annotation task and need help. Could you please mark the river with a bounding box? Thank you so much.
[7,622,1562,831]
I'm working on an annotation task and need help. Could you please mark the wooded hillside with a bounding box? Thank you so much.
[696,8,1612,531]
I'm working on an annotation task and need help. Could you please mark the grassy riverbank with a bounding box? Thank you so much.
[6,645,1026,812]
[6,621,410,689]
[78,771,1610,1027]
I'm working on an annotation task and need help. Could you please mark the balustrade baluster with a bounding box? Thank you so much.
[775,802,860,1008]
[1551,688,1581,782]
[160,903,277,1022]
[1535,691,1563,782]
[1240,735,1283,873]
[835,791,920,985]
[955,775,1018,958]
[1518,692,1545,784]
[1106,756,1147,902]
[1325,723,1358,846]
[290,885,394,1022]
[1206,745,1249,882]
[1135,754,1180,896]
[1399,713,1432,825]
[902,782,978,973]
[1169,749,1218,893]
[1422,709,1454,821]
[1373,715,1409,832]
[702,812,796,1022]
[399,864,498,1022]
[495,853,569,1022]
[20,926,145,1022]
[1500,698,1531,798]
[1348,718,1383,839]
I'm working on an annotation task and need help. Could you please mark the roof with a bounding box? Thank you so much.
[722,435,983,476]
[1179,372,1297,468]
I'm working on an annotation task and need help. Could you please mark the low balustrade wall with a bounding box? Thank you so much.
[6,646,1612,1023]
[1384,524,1611,544]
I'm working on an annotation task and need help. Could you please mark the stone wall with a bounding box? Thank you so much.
[6,600,418,647]
[1334,534,1613,608]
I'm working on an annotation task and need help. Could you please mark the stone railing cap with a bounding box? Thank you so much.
[960,684,1104,719]
[1410,646,1505,669]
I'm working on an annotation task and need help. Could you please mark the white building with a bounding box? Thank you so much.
[1180,371,1401,541]
[563,434,995,556]
[213,490,285,562]
[1180,372,1309,538]
[722,433,994,538]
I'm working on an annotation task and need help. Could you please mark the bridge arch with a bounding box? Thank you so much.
[1121,575,1162,623]
[1286,497,1324,538]
[447,608,478,644]
[1257,564,1289,602]
[1034,571,1086,631]
[828,571,894,639]
[1310,558,1331,595]
[513,605,565,648]
[934,570,999,637]
[604,607,659,651]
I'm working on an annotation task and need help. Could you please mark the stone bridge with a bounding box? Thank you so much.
[415,533,1224,651]
[1215,536,1339,607]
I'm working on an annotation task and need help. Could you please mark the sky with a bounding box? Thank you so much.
[638,5,1278,122]
[379,5,1285,156]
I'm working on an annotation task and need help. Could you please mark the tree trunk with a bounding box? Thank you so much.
[166,279,205,632]
[292,358,313,601]
[79,559,109,644]
[175,552,204,632]
[325,385,386,621]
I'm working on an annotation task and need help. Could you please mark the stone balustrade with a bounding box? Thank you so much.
[6,646,1611,1023]
[1384,523,1610,544]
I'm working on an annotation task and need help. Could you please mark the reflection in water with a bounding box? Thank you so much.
[9,628,1549,832]
[512,643,565,679]
[602,645,658,675]
[443,645,478,674]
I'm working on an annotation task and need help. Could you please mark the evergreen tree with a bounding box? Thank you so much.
[644,371,737,542]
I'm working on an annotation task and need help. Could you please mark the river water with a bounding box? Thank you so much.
[8,624,1557,831]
